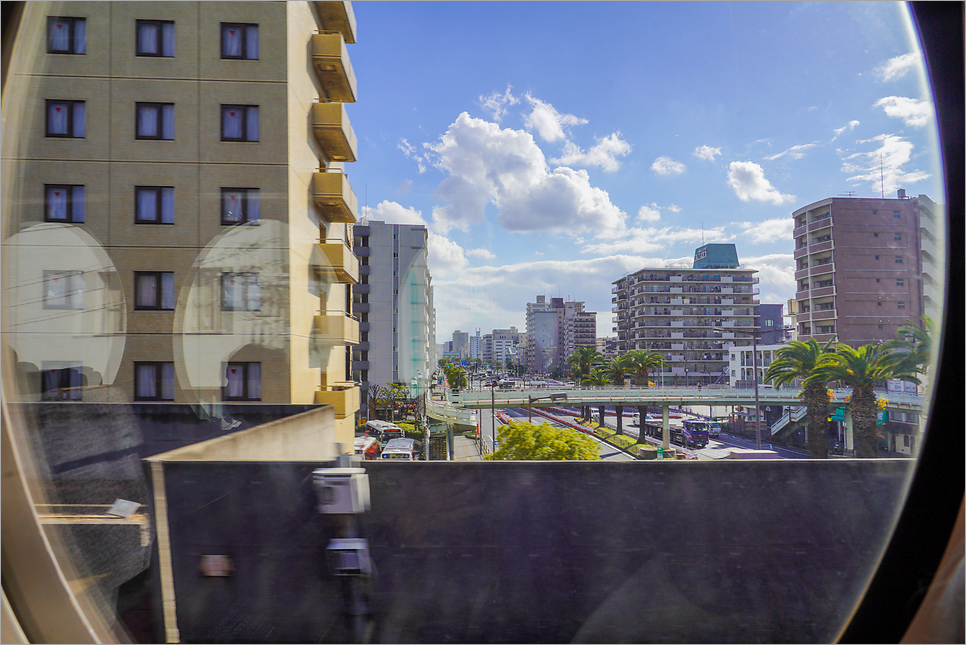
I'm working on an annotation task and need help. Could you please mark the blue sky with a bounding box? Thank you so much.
[344,2,942,343]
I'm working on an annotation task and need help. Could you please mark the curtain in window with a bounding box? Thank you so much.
[246,274,260,311]
[42,369,61,398]
[223,190,243,223]
[245,25,259,59]
[136,274,158,308]
[161,362,175,400]
[71,185,85,222]
[48,102,69,135]
[161,272,175,309]
[137,22,159,55]
[46,186,68,220]
[71,19,86,54]
[225,364,245,398]
[247,363,261,399]
[161,22,175,56]
[49,19,70,51]
[137,188,158,221]
[223,107,242,139]
[136,364,157,399]
[161,104,175,139]
[247,190,260,221]
[161,187,174,223]
[45,273,68,307]
[222,25,243,58]
[138,104,159,138]
[245,106,259,141]
[72,101,85,137]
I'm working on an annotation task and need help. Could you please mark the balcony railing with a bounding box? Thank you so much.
[311,33,357,103]
[312,171,358,223]
[312,102,358,163]
[312,240,359,284]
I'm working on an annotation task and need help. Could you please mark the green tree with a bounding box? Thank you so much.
[485,421,601,461]
[625,349,664,386]
[604,354,633,387]
[445,365,467,391]
[764,338,836,459]
[883,315,934,383]
[809,343,916,458]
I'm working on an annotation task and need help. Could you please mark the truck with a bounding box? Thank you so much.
[672,420,710,449]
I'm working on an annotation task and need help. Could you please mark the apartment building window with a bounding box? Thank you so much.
[895,256,903,264]
[135,271,175,310]
[136,20,175,57]
[898,301,907,310]
[41,364,83,401]
[223,362,261,400]
[136,186,174,224]
[135,362,175,400]
[136,103,175,140]
[221,23,258,60]
[221,105,259,142]
[221,273,260,311]
[45,185,85,223]
[48,17,86,54]
[221,188,260,224]
[43,270,84,309]
[46,100,85,138]
[897,278,905,287]
[894,232,902,241]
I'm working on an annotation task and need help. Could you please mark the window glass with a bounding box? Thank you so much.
[221,23,258,59]
[136,186,174,224]
[136,20,175,57]
[136,103,175,139]
[46,99,84,137]
[221,105,258,141]
[48,16,85,54]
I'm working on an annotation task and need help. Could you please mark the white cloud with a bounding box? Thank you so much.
[764,142,819,161]
[523,93,588,143]
[427,232,468,278]
[637,204,662,223]
[873,96,933,129]
[693,145,721,161]
[832,120,860,141]
[424,112,627,238]
[651,156,686,176]
[841,133,931,194]
[740,253,796,304]
[581,225,730,256]
[362,200,428,226]
[726,161,796,205]
[478,85,520,122]
[398,138,427,174]
[550,132,632,172]
[466,248,495,260]
[875,52,919,82]
[737,218,795,244]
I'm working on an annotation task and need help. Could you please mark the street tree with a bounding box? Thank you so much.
[604,354,633,387]
[810,343,916,458]
[764,338,836,459]
[625,349,664,386]
[883,315,934,384]
[485,421,601,461]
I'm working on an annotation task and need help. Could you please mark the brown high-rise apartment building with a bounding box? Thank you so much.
[3,1,363,444]
[791,193,942,347]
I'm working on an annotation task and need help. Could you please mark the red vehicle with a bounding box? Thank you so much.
[354,435,381,460]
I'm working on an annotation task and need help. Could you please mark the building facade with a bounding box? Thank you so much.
[351,220,435,417]
[2,1,363,443]
[612,244,759,386]
[523,296,596,374]
[791,193,941,347]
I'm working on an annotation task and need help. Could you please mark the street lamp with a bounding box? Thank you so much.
[528,393,568,423]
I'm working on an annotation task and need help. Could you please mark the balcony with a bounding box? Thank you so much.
[311,33,357,103]
[312,103,358,163]
[315,385,360,419]
[313,172,358,223]
[314,2,357,44]
[312,240,359,284]
[314,312,360,345]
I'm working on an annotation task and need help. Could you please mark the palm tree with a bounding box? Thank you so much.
[581,367,610,428]
[764,339,836,459]
[568,346,602,419]
[809,343,916,458]
[625,349,665,387]
[883,315,934,384]
[604,354,633,387]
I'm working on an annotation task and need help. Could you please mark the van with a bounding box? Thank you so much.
[380,438,422,461]
[354,435,381,460]
[365,420,404,443]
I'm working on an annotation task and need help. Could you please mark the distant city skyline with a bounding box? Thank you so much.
[346,2,943,341]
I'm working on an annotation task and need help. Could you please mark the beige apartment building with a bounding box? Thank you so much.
[2,1,362,442]
[612,244,759,386]
[790,193,942,347]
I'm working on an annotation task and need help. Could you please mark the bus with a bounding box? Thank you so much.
[380,438,422,461]
[365,420,404,443]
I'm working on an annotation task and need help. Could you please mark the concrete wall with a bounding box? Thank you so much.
[149,458,914,643]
